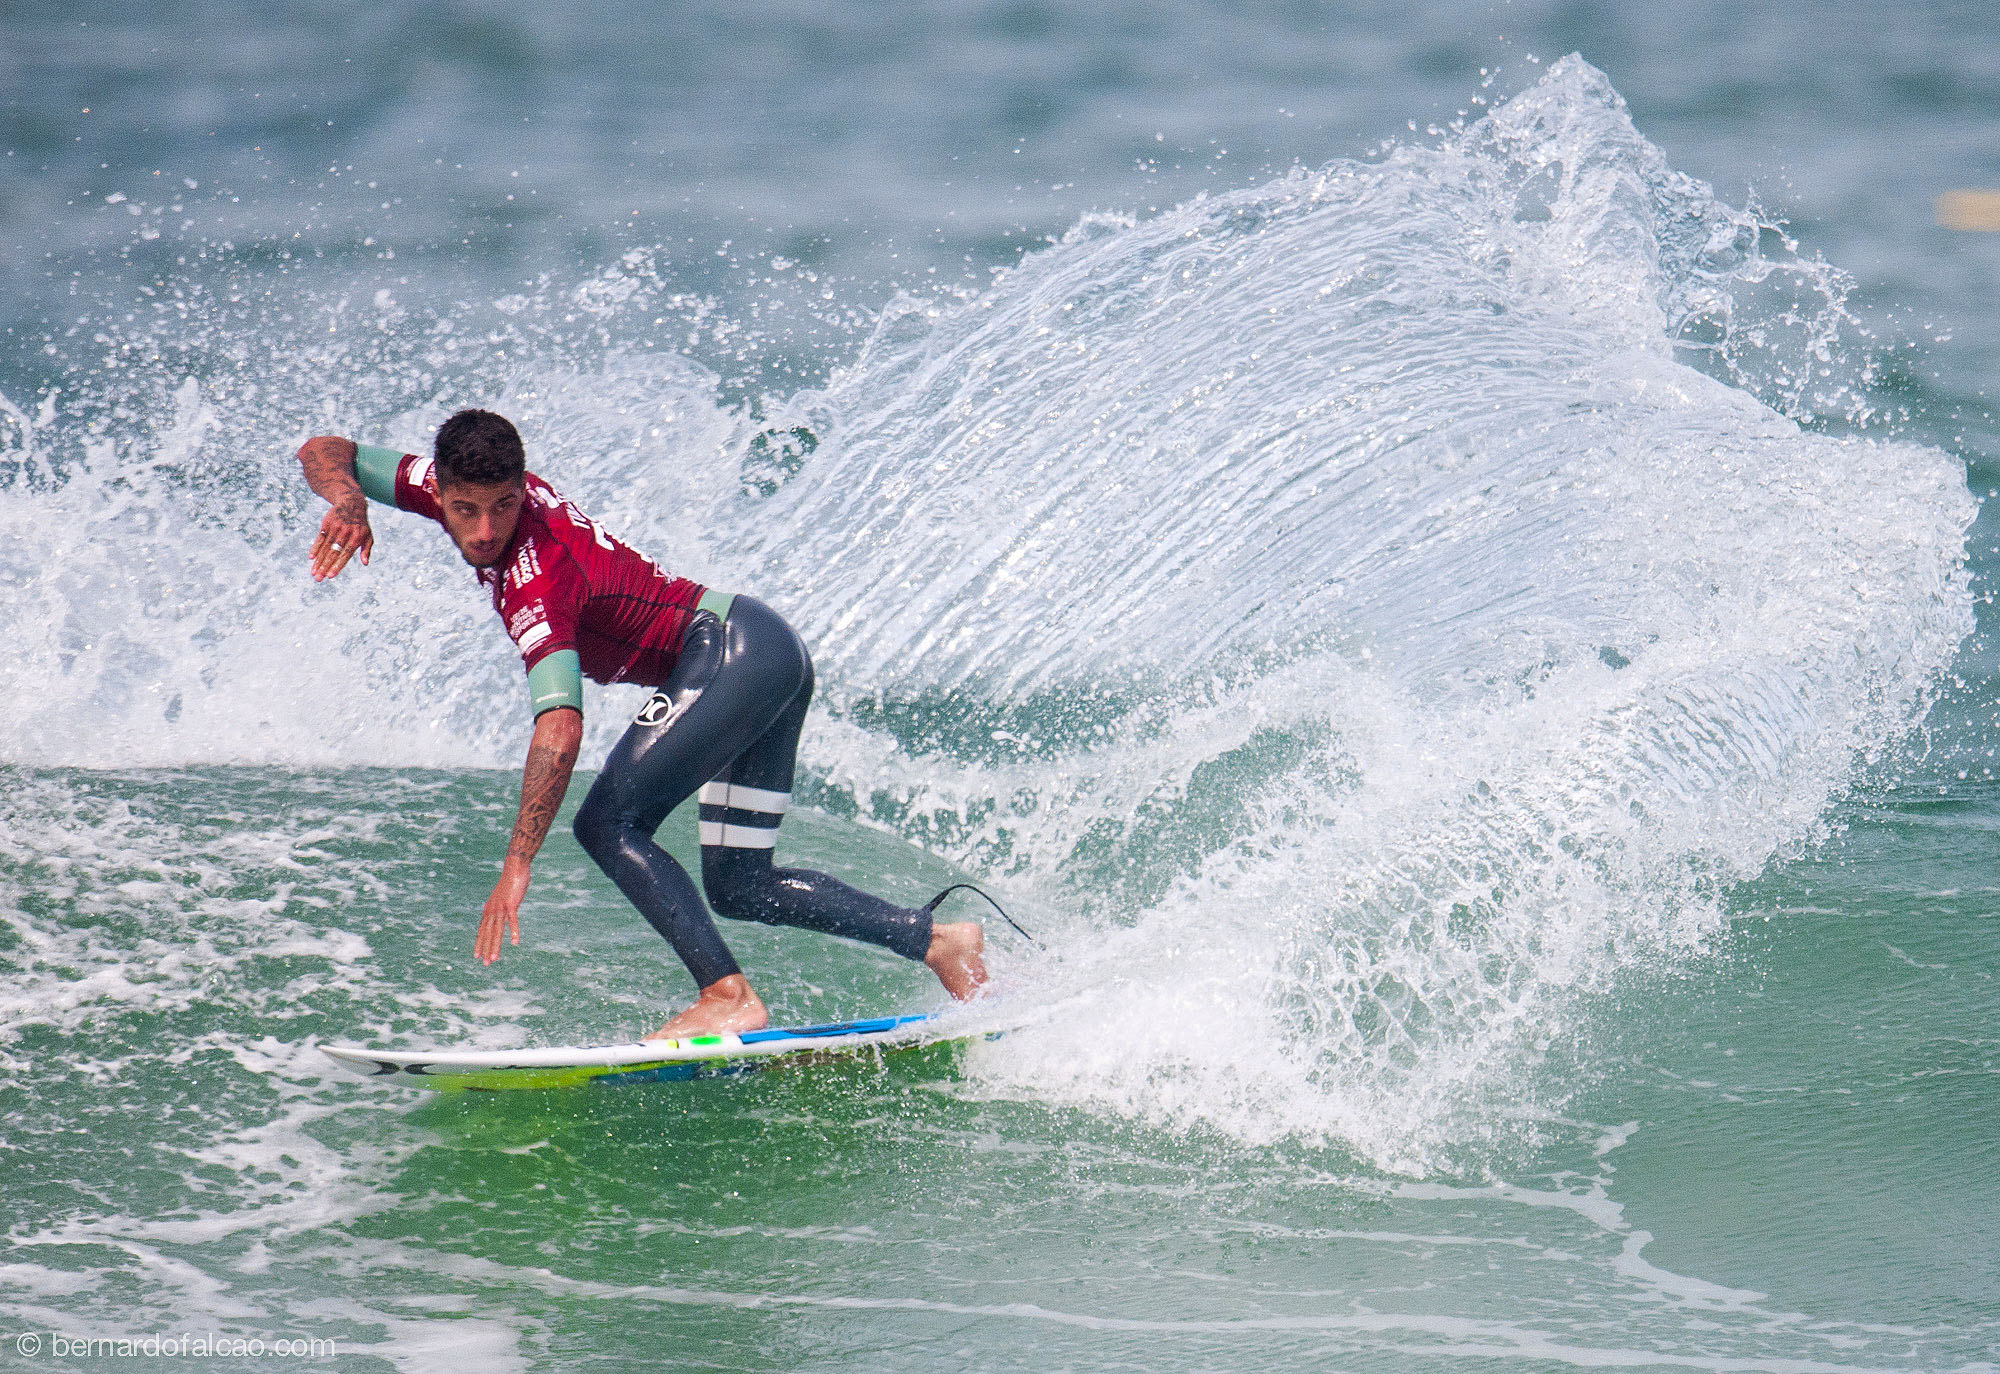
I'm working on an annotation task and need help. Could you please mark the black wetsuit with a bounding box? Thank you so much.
[571,595,933,988]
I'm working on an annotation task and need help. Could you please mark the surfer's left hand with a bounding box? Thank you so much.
[476,861,529,964]
[310,499,374,582]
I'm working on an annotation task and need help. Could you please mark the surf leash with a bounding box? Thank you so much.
[923,883,1044,952]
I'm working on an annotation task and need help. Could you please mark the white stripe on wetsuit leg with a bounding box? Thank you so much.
[698,820,779,849]
[696,781,791,815]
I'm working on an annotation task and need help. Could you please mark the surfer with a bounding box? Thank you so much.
[296,409,985,1037]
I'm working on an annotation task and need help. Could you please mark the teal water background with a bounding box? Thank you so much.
[3,4,1998,1369]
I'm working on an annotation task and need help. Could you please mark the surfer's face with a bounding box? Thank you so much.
[438,478,526,568]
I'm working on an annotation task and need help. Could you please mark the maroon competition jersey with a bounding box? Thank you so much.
[394,454,705,686]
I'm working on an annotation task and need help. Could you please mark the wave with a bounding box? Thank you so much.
[0,57,1973,1166]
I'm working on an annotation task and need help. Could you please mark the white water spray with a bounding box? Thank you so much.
[0,58,1973,1165]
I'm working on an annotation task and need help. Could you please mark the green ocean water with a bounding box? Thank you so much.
[6,5,2000,1370]
[2,767,1994,1367]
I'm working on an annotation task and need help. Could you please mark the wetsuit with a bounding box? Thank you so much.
[356,443,932,987]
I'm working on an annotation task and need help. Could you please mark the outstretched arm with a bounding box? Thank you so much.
[476,705,585,965]
[297,435,375,581]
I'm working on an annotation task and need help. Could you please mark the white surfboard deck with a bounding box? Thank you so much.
[321,1012,962,1090]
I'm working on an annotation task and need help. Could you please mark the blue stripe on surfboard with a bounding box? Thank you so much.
[736,1013,932,1044]
[592,1016,939,1085]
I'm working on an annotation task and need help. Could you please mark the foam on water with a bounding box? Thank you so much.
[0,59,1976,1167]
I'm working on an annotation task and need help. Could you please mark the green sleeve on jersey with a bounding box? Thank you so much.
[353,443,405,505]
[527,650,584,717]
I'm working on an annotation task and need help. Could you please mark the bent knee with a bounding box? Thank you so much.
[702,847,774,922]
[572,796,622,863]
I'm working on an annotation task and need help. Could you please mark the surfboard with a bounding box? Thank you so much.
[320,1013,961,1091]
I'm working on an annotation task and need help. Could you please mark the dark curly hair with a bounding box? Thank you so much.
[433,409,526,488]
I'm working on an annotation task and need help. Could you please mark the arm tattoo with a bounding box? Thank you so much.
[297,436,368,521]
[508,736,579,864]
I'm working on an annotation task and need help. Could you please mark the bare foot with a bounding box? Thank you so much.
[924,921,987,1001]
[645,973,769,1040]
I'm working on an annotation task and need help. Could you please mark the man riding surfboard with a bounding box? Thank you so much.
[298,409,986,1038]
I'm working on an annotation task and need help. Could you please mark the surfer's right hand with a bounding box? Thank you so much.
[476,861,529,965]
[310,499,374,582]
